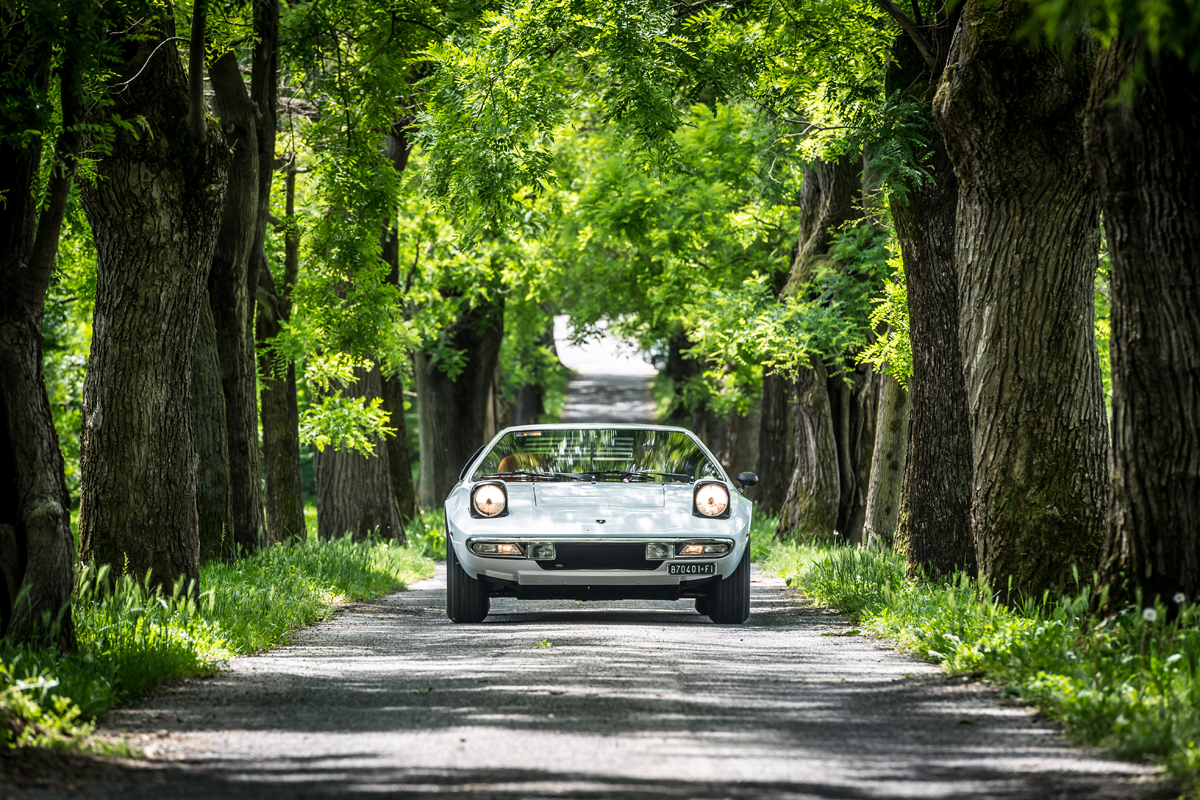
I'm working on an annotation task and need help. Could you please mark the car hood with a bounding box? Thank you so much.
[534,483,665,508]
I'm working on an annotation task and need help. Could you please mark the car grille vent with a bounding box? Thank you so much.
[535,542,659,571]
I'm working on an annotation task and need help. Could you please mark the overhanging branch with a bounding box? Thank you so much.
[873,0,936,71]
[188,0,208,144]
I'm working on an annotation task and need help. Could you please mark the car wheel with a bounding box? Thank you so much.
[706,546,750,624]
[446,539,490,623]
[695,596,708,616]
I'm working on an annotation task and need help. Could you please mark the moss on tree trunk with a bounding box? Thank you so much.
[934,0,1108,599]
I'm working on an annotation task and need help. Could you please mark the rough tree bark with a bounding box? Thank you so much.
[863,372,909,550]
[753,371,794,514]
[257,192,307,546]
[379,124,417,522]
[78,16,228,594]
[510,381,543,426]
[507,326,554,425]
[0,28,79,648]
[690,401,761,480]
[776,357,840,540]
[192,301,234,561]
[1086,38,1200,608]
[886,30,977,579]
[315,365,404,541]
[484,359,513,440]
[311,122,414,539]
[829,363,877,545]
[415,299,505,508]
[775,155,860,540]
[257,256,306,544]
[380,369,417,522]
[934,0,1109,599]
[208,50,265,555]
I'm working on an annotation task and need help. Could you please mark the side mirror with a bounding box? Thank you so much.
[737,472,759,488]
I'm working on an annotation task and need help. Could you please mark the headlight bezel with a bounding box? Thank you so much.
[692,480,732,519]
[469,480,510,519]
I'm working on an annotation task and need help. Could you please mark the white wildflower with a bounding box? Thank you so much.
[1173,592,1187,605]
[1143,607,1158,623]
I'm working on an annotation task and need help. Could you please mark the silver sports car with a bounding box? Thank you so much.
[443,424,758,624]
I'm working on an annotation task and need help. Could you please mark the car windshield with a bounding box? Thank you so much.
[471,428,722,482]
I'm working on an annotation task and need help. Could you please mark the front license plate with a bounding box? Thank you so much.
[668,562,715,576]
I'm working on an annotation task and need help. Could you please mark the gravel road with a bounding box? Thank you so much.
[10,569,1168,800]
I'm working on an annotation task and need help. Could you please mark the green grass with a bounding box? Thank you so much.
[0,534,434,750]
[763,540,1200,793]
[403,508,447,560]
[748,510,779,563]
[650,372,678,423]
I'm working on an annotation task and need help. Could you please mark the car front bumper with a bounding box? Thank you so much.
[449,533,747,592]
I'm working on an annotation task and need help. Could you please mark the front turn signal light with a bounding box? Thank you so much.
[470,541,522,556]
[678,542,731,557]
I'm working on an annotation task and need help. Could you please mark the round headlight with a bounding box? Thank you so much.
[472,484,507,517]
[694,483,730,517]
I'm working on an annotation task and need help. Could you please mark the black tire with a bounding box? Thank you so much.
[446,541,490,623]
[695,596,709,616]
[706,546,750,624]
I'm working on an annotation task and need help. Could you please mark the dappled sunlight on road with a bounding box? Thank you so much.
[84,566,1165,800]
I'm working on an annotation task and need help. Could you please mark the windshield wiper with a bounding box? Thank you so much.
[473,470,585,482]
[630,470,693,483]
[577,470,693,483]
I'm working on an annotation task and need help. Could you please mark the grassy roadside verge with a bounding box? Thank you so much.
[1,520,439,752]
[760,538,1199,794]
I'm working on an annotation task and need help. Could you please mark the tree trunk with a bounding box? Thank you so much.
[753,370,793,514]
[863,372,909,550]
[725,400,762,480]
[775,155,861,539]
[192,300,234,561]
[380,370,417,522]
[776,357,840,541]
[315,365,404,541]
[257,256,307,544]
[415,299,505,508]
[78,18,228,595]
[830,363,877,545]
[883,8,977,580]
[208,51,264,555]
[890,128,976,578]
[511,382,544,425]
[690,406,726,464]
[1086,37,1200,608]
[379,124,418,523]
[0,38,78,647]
[934,0,1109,599]
[485,358,513,440]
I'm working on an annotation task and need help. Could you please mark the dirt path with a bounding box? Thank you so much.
[554,317,658,424]
[11,569,1166,799]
